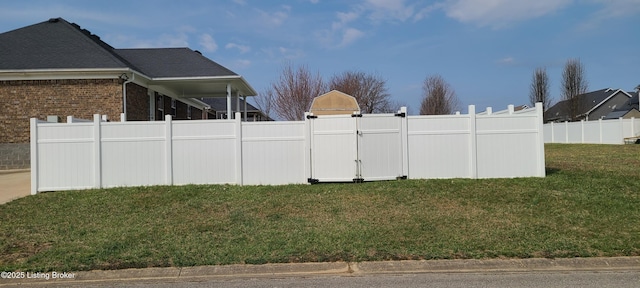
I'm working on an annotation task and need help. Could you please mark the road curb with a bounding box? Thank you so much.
[354,257,640,274]
[0,262,350,286]
[1,257,638,286]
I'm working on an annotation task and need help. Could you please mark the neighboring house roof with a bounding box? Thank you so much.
[514,105,529,111]
[614,91,639,111]
[544,88,632,122]
[603,110,631,120]
[200,97,260,112]
[603,91,640,119]
[200,97,272,120]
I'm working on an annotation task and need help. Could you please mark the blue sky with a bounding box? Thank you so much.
[1,0,639,114]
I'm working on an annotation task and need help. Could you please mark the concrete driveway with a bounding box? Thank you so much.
[0,170,31,205]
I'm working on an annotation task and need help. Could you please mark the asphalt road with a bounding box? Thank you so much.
[17,270,640,288]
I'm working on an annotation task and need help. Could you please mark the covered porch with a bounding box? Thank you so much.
[146,75,257,121]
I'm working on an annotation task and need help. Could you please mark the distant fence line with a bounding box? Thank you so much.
[31,103,546,194]
[544,118,640,144]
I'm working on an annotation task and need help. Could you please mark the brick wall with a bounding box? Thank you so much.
[0,79,123,143]
[125,83,149,121]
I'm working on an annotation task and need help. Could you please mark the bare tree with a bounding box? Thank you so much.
[419,75,460,115]
[270,62,326,121]
[529,67,551,110]
[561,58,588,121]
[252,88,275,120]
[328,71,394,113]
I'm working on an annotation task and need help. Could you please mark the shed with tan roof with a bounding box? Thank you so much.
[309,90,360,116]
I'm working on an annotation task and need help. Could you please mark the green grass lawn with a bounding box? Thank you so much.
[1,144,639,272]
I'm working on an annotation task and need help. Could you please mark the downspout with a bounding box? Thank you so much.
[121,73,135,121]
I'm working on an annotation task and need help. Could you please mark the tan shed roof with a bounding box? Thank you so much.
[309,90,360,116]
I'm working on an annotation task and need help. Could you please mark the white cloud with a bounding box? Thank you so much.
[309,0,320,3]
[413,3,443,21]
[226,43,251,54]
[199,33,218,52]
[332,11,359,30]
[443,0,572,28]
[497,56,515,65]
[337,11,359,25]
[340,28,365,47]
[581,0,640,28]
[364,0,415,22]
[257,5,291,28]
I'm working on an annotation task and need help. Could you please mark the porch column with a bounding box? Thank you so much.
[243,96,248,121]
[226,83,232,119]
[148,89,155,121]
[236,91,241,120]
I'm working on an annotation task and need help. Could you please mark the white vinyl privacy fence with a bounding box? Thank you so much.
[544,118,640,144]
[31,103,545,194]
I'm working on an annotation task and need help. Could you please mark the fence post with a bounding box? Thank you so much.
[304,112,313,182]
[468,105,477,179]
[535,103,546,177]
[550,122,554,143]
[165,115,173,185]
[620,117,625,144]
[120,113,126,122]
[30,118,38,195]
[93,114,102,189]
[581,120,585,143]
[399,107,409,178]
[565,121,569,143]
[599,119,603,144]
[235,112,243,185]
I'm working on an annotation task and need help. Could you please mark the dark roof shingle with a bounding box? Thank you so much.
[115,48,237,78]
[0,18,128,70]
[0,18,239,79]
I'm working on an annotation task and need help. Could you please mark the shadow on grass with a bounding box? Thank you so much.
[545,167,560,176]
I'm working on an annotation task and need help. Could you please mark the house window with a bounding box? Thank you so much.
[187,105,192,119]
[156,95,164,121]
[171,99,177,117]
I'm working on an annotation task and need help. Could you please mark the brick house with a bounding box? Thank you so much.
[0,18,257,168]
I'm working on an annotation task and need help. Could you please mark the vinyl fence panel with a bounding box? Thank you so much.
[544,118,639,144]
[31,104,546,194]
[241,121,307,185]
[308,115,358,182]
[357,113,405,181]
[33,121,95,191]
[407,114,473,179]
[475,106,544,178]
[172,119,238,185]
[101,121,166,188]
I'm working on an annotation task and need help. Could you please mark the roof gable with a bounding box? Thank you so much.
[0,18,128,70]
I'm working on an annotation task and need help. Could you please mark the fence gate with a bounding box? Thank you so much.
[308,113,405,183]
